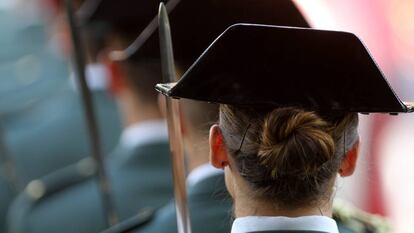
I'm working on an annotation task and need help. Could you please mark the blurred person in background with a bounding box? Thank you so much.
[6,1,174,233]
[1,0,121,231]
[0,6,27,232]
[0,0,121,186]
[0,1,71,231]
[133,98,231,233]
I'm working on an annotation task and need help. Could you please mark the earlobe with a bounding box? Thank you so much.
[104,57,125,94]
[209,124,230,169]
[339,141,360,177]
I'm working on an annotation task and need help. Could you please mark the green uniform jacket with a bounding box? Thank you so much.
[0,175,14,232]
[7,141,173,233]
[134,172,232,233]
[0,15,120,231]
[3,86,121,186]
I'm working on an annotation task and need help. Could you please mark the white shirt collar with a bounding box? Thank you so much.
[70,63,110,91]
[231,216,339,233]
[187,163,223,187]
[120,120,168,149]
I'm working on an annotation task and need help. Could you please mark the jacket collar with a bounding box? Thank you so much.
[187,171,227,199]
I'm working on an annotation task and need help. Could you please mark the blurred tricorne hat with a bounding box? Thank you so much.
[109,0,309,66]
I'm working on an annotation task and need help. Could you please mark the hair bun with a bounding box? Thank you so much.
[258,107,335,178]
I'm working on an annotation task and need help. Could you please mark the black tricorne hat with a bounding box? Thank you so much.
[156,24,413,113]
[115,0,309,65]
[77,0,166,35]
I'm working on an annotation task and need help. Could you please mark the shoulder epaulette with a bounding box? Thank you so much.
[24,157,96,201]
[333,198,390,233]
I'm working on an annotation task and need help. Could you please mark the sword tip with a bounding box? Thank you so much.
[158,2,168,24]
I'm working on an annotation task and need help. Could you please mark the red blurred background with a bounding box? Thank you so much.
[294,1,414,232]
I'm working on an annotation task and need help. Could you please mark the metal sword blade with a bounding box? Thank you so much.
[64,0,118,227]
[110,0,181,61]
[158,3,192,233]
[159,2,177,83]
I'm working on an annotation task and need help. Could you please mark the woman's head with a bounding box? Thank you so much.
[209,105,359,210]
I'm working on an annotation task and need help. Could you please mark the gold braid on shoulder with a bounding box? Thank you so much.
[333,199,390,233]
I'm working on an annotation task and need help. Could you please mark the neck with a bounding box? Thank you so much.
[117,89,163,128]
[233,192,333,218]
[185,134,210,172]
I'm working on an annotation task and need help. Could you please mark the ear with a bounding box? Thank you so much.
[104,57,126,95]
[339,141,360,177]
[209,124,230,169]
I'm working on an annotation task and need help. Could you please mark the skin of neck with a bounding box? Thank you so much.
[104,35,164,127]
[227,167,335,218]
[117,87,163,128]
[184,131,210,172]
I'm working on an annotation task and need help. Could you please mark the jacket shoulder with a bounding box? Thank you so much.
[333,199,390,233]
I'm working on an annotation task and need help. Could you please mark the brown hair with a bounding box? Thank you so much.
[219,105,358,208]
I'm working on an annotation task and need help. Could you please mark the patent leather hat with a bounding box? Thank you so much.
[156,24,413,113]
